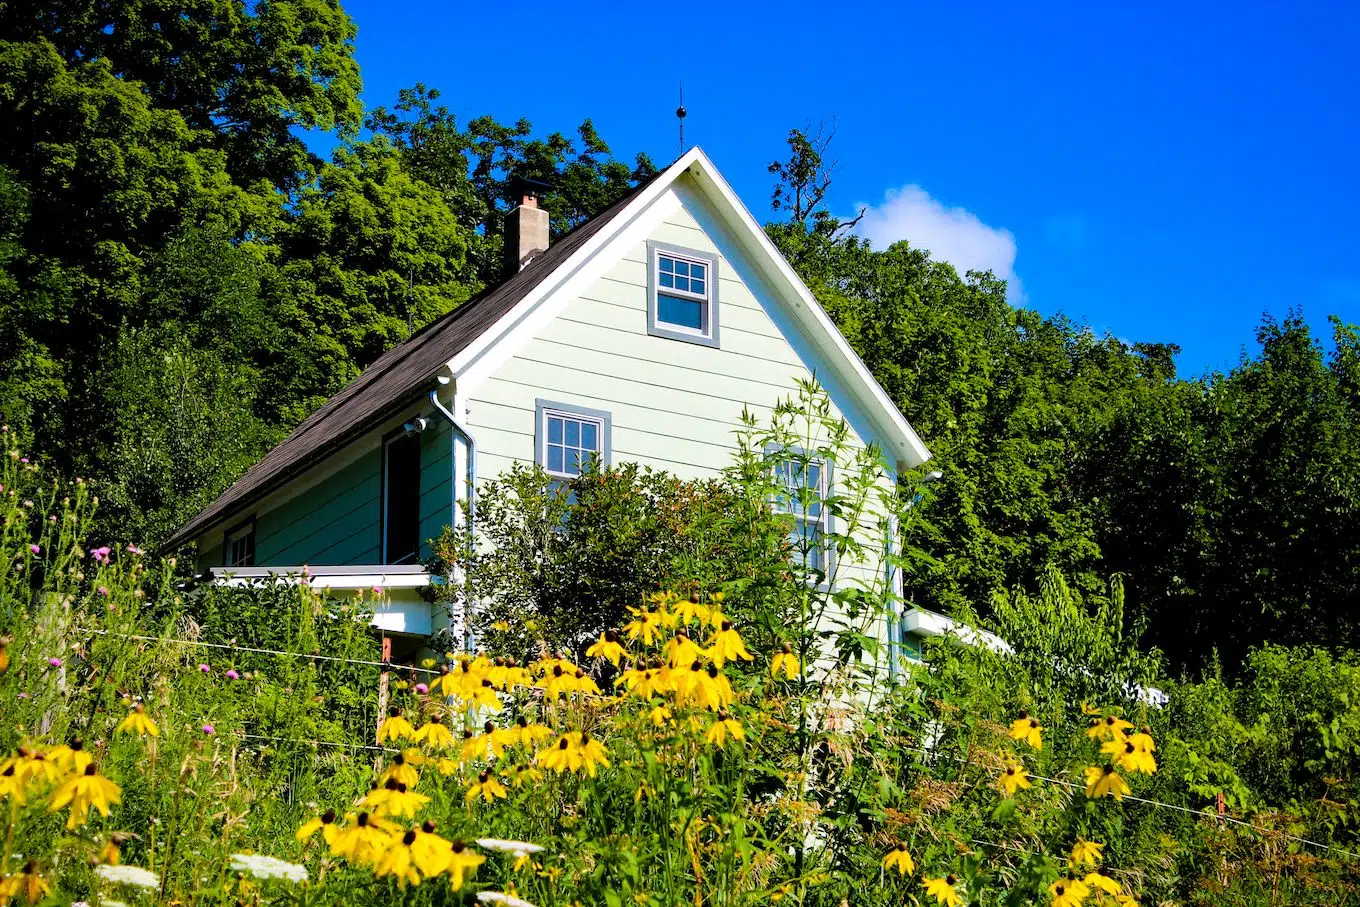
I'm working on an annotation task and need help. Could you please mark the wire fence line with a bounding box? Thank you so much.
[88,629,439,675]
[240,733,398,754]
[928,749,1358,862]
[82,634,1358,861]
[1025,769,1359,861]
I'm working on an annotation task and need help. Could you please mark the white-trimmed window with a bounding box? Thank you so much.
[771,451,830,578]
[647,240,720,347]
[223,520,255,567]
[536,399,611,488]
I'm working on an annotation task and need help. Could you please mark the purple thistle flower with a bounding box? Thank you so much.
[19,457,27,464]
[127,544,143,555]
[91,546,111,564]
[415,683,429,694]
[97,586,110,597]
[201,724,215,735]
[47,657,62,667]
[225,669,239,680]
[198,663,210,674]
[29,544,39,555]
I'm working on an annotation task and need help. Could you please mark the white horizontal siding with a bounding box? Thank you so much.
[467,179,893,614]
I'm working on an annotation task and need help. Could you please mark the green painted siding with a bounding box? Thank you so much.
[254,448,384,566]
[418,419,454,558]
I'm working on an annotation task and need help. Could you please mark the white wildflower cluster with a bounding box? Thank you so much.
[229,853,310,884]
[475,838,544,857]
[94,864,159,890]
[476,892,536,907]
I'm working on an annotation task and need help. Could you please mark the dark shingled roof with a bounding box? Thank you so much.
[164,175,660,551]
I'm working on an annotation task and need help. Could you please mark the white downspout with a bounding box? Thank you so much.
[428,379,477,651]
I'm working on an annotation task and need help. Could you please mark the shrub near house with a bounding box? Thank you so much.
[3,419,1359,904]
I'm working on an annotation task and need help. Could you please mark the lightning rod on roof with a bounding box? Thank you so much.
[676,82,687,156]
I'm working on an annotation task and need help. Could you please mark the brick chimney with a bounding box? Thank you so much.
[504,178,550,273]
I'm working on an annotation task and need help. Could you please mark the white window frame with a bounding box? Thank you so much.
[767,444,833,586]
[647,240,720,348]
[223,518,256,568]
[535,399,611,481]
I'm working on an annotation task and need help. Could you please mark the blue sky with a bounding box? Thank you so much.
[339,0,1359,377]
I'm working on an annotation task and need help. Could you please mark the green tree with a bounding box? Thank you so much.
[369,84,659,283]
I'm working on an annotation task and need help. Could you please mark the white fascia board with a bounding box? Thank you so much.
[681,150,932,468]
[903,608,1013,654]
[445,151,700,392]
[441,147,930,469]
[210,566,434,636]
[210,565,431,590]
[902,608,1167,707]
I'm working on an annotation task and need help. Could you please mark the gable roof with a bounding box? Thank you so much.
[167,148,931,552]
[162,171,662,550]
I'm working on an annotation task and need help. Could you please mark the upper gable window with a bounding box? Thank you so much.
[647,240,720,348]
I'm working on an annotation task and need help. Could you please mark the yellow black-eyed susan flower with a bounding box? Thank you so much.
[922,874,962,906]
[882,843,915,876]
[0,861,51,905]
[1069,838,1103,867]
[1008,712,1043,749]
[116,702,159,737]
[999,760,1031,796]
[585,630,626,666]
[770,642,800,680]
[446,840,486,889]
[296,809,339,845]
[706,620,753,668]
[1084,764,1131,800]
[48,763,121,829]
[376,710,417,744]
[465,770,508,803]
[1049,876,1091,907]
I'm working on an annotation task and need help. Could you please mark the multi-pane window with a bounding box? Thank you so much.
[656,254,709,331]
[648,242,719,347]
[543,411,602,478]
[537,401,611,496]
[772,454,829,576]
[224,522,255,567]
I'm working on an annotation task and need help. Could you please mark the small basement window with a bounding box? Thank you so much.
[223,520,255,567]
[383,431,422,564]
[647,240,719,347]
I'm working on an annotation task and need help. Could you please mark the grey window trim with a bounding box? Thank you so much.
[535,399,612,479]
[764,442,834,590]
[647,239,720,348]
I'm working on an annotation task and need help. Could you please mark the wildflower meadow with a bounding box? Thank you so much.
[0,401,1356,906]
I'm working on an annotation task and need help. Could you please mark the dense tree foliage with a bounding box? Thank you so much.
[768,130,1360,672]
[1,3,1356,675]
[0,1,654,540]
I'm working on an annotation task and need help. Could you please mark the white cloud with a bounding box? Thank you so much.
[851,185,1024,301]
